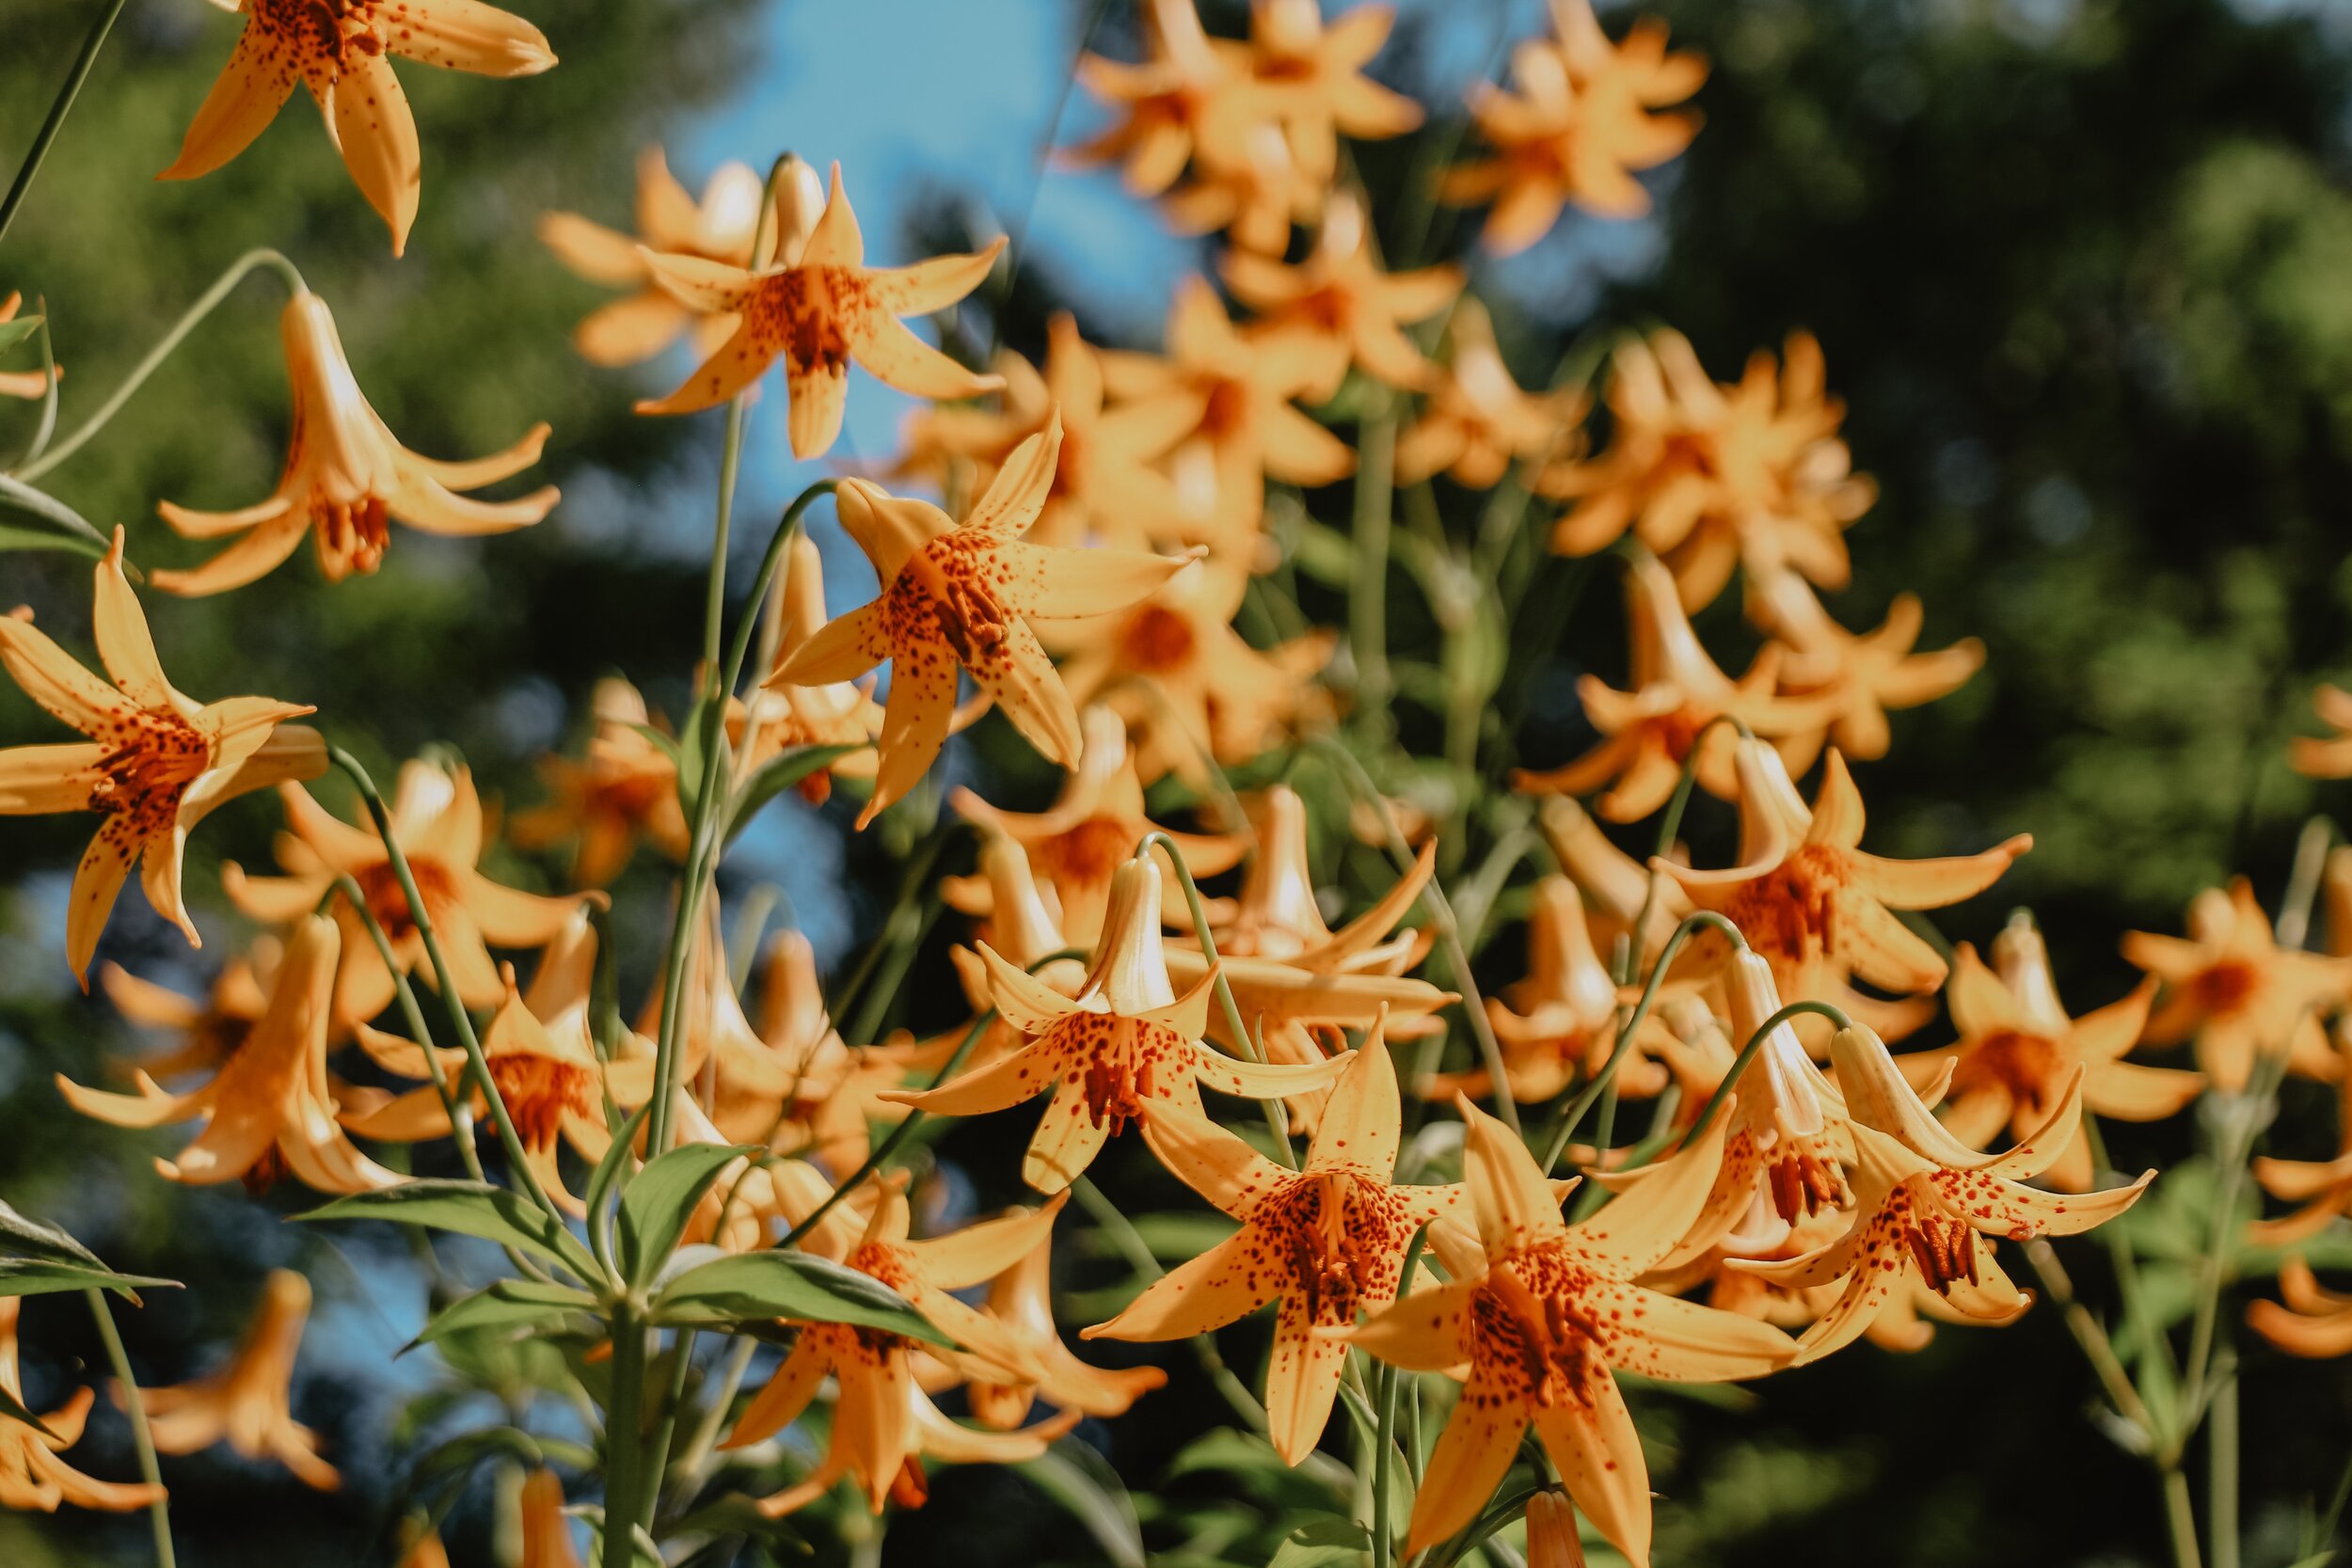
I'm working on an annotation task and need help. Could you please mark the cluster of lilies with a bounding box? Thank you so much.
[6,0,2352,1564]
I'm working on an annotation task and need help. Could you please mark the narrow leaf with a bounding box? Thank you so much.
[724,744,862,842]
[412,1279,598,1349]
[648,1250,953,1345]
[0,1200,103,1266]
[0,1259,175,1302]
[0,475,108,561]
[0,315,40,353]
[296,1180,598,1279]
[616,1142,751,1289]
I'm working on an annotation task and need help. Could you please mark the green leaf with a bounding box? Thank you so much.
[0,314,40,354]
[0,1259,175,1302]
[1018,1445,1147,1568]
[0,1381,57,1440]
[584,1099,652,1280]
[296,1180,598,1279]
[1266,1517,1373,1568]
[0,1199,103,1267]
[413,1279,598,1349]
[616,1141,752,1288]
[0,475,109,562]
[1291,518,1355,588]
[647,1249,954,1345]
[724,743,862,842]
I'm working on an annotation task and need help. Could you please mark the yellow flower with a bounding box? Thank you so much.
[0,293,59,402]
[1655,743,2030,1003]
[2122,879,2352,1092]
[1541,330,1873,611]
[952,706,1247,942]
[0,531,321,981]
[1395,297,1585,491]
[153,290,557,595]
[724,1188,1075,1516]
[1213,785,1432,972]
[160,0,556,255]
[894,311,1196,552]
[1220,193,1461,398]
[1733,1023,2151,1363]
[57,914,401,1194]
[1747,570,1982,763]
[770,420,1194,828]
[1064,0,1254,203]
[1041,561,1334,788]
[226,758,580,1024]
[1237,0,1423,194]
[1341,1099,1793,1564]
[1893,916,2198,1193]
[635,163,1004,457]
[2248,1258,2352,1359]
[1534,794,1687,959]
[1439,0,1706,253]
[729,531,884,808]
[129,1270,339,1490]
[1100,277,1356,549]
[1510,553,1838,820]
[0,1298,167,1513]
[538,148,773,366]
[2293,683,2352,778]
[508,677,689,887]
[517,1467,584,1568]
[961,1210,1168,1430]
[2251,1025,2352,1243]
[1089,1020,1478,1463]
[885,854,1349,1193]
[100,939,277,1080]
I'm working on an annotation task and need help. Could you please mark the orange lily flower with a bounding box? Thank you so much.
[518,1467,585,1568]
[508,677,689,887]
[730,531,884,808]
[1733,1023,2151,1362]
[770,419,1193,828]
[1541,330,1874,611]
[1510,553,1838,819]
[1439,0,1706,253]
[1237,0,1423,193]
[1748,570,1982,762]
[2294,684,2352,779]
[129,1270,339,1490]
[0,1298,167,1513]
[1395,297,1585,490]
[936,827,1092,1076]
[153,291,556,595]
[964,1212,1168,1430]
[227,759,579,1024]
[538,148,771,366]
[1669,1203,1968,1354]
[1654,743,2029,1001]
[635,163,1004,457]
[57,914,400,1194]
[1099,277,1356,548]
[1212,785,1431,971]
[1088,1020,1476,1462]
[160,0,555,255]
[0,531,321,981]
[1042,561,1335,787]
[1894,916,2197,1192]
[1063,0,1255,204]
[1534,794,1687,959]
[100,941,276,1080]
[884,854,1349,1193]
[2251,1029,2352,1243]
[2248,1259,2352,1359]
[724,1188,1075,1516]
[1220,192,1461,398]
[895,311,1197,552]
[396,1522,452,1568]
[949,706,1247,941]
[0,293,58,401]
[2122,879,2352,1092]
[1341,1099,1794,1564]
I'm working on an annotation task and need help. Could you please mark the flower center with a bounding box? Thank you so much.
[1258,1171,1410,1323]
[1895,1185,1980,1295]
[354,857,462,942]
[1716,846,1845,970]
[1470,1252,1608,1411]
[748,269,858,375]
[1038,816,1141,893]
[310,494,392,578]
[488,1053,596,1149]
[897,536,1014,671]
[1763,1132,1849,1225]
[1118,605,1198,673]
[88,710,210,840]
[1959,1028,2065,1116]
[2191,961,2258,1018]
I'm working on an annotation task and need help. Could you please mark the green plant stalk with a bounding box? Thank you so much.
[2166,1467,2204,1568]
[2209,1371,2238,1568]
[1371,1227,1429,1568]
[86,1288,172,1568]
[2081,1113,2180,1396]
[2021,1238,2159,1446]
[1307,736,1521,1135]
[1538,911,1746,1173]
[636,1333,694,1537]
[20,247,307,480]
[0,0,134,249]
[1620,710,1749,988]
[672,1333,760,1497]
[1350,398,1397,729]
[842,894,947,1048]
[600,1307,645,1568]
[1138,832,1295,1164]
[1070,1173,1266,1433]
[332,874,486,1185]
[1677,1001,1853,1150]
[328,748,566,1227]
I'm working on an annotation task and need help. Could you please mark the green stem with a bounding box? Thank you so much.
[86,1289,172,1568]
[600,1307,644,1568]
[1677,1002,1852,1150]
[700,395,750,682]
[637,1333,693,1535]
[0,0,134,249]
[1350,397,1397,729]
[332,874,486,1185]
[2166,1467,2204,1568]
[1622,710,1749,987]
[20,248,306,481]
[674,1334,759,1493]
[1371,1227,1427,1568]
[1138,832,1295,1164]
[2209,1370,2239,1568]
[1307,736,1521,1136]
[327,748,565,1227]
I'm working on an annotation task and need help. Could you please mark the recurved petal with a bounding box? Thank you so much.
[993,538,1193,620]
[0,741,104,812]
[1138,1096,1293,1217]
[858,644,960,830]
[157,22,299,182]
[386,0,558,76]
[866,239,1007,316]
[1083,1229,1279,1341]
[330,55,422,257]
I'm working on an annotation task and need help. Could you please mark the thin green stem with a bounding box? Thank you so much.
[1622,710,1749,987]
[2209,1370,2239,1568]
[1371,1227,1427,1568]
[638,1334,693,1535]
[86,1290,172,1568]
[2166,1467,2204,1568]
[327,749,564,1227]
[1350,397,1398,730]
[2022,1238,2159,1445]
[674,1333,759,1494]
[1677,1002,1852,1150]
[0,0,134,249]
[332,874,485,1185]
[700,394,750,682]
[1138,832,1295,1164]
[21,248,306,480]
[600,1308,644,1568]
[720,483,838,700]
